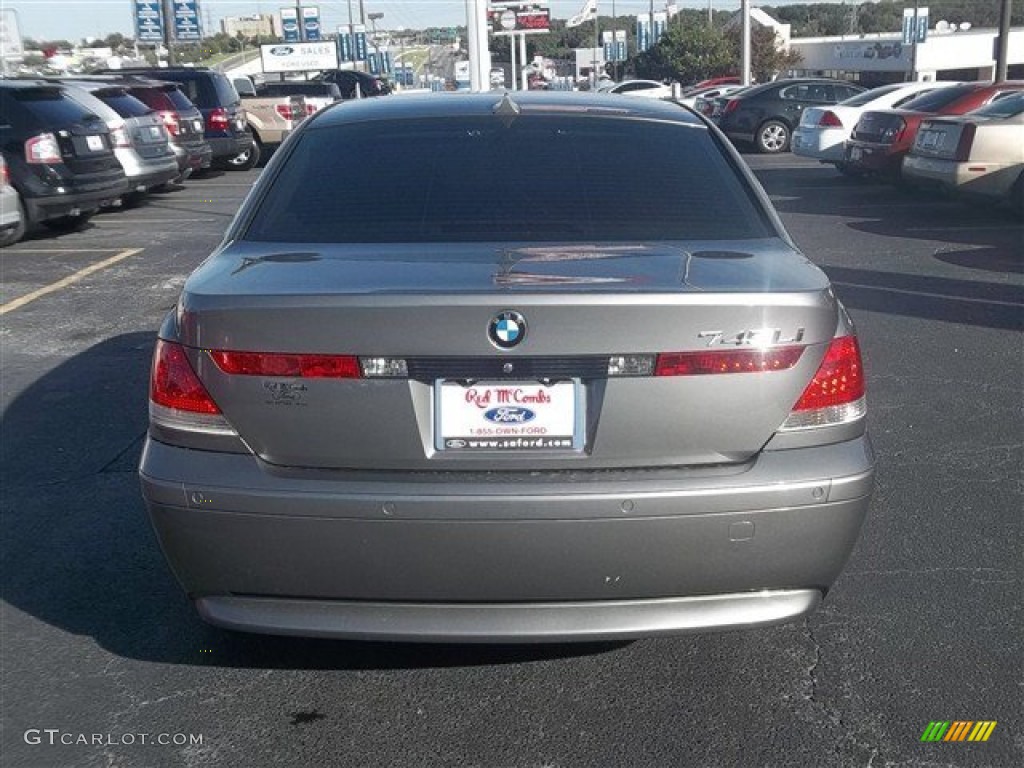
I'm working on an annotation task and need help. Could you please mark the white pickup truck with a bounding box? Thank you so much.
[232,76,310,166]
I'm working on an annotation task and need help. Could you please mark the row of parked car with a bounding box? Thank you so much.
[0,66,258,247]
[679,76,1024,211]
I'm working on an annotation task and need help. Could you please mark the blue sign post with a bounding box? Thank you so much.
[281,7,300,43]
[173,0,202,41]
[134,0,164,43]
[337,26,353,61]
[353,24,367,61]
[368,52,380,75]
[302,7,321,42]
[636,14,651,52]
[382,51,391,74]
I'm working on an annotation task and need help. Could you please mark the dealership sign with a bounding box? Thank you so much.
[260,42,339,73]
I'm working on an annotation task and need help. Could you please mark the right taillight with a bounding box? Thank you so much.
[274,104,294,120]
[723,99,740,115]
[150,340,236,435]
[25,132,61,164]
[780,336,866,431]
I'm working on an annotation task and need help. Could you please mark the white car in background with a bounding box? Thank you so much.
[793,81,952,172]
[678,84,745,110]
[606,79,674,99]
[0,155,25,248]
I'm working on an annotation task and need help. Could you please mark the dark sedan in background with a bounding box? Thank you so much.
[716,78,866,153]
[140,92,874,643]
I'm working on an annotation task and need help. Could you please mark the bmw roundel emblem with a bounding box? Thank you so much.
[488,310,526,349]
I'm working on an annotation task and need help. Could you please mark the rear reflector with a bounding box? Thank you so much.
[150,340,237,435]
[655,347,804,376]
[780,336,866,431]
[209,350,361,378]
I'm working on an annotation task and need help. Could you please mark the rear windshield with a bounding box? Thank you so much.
[840,83,902,107]
[128,87,170,110]
[244,115,772,243]
[163,87,196,111]
[97,91,153,118]
[900,84,978,112]
[969,91,1024,117]
[212,74,240,107]
[12,88,101,125]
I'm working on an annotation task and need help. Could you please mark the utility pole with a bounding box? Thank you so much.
[995,0,1012,82]
[162,0,176,65]
[909,0,919,81]
[740,0,751,85]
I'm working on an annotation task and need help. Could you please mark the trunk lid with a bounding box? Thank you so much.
[177,239,839,470]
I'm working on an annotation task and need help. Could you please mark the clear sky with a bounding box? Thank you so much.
[5,0,852,44]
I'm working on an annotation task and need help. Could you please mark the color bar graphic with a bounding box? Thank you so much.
[921,721,996,742]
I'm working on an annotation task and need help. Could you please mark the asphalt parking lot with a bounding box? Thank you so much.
[2,154,1021,768]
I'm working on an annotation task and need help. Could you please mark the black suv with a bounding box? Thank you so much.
[95,67,251,167]
[716,78,867,153]
[313,70,389,99]
[0,80,127,233]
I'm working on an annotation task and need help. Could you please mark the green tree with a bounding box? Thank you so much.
[725,26,803,82]
[632,23,733,84]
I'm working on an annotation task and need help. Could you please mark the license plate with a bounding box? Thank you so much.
[435,380,582,452]
[918,130,943,150]
[194,120,203,132]
[86,135,103,151]
[149,125,162,139]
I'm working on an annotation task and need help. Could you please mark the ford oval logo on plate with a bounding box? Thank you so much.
[488,310,526,349]
[484,407,535,424]
[270,46,294,56]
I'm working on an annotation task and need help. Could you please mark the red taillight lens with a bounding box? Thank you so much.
[791,336,864,412]
[209,350,362,379]
[150,340,221,414]
[207,107,229,131]
[159,110,180,136]
[818,110,843,128]
[954,123,977,162]
[274,104,293,120]
[25,132,61,164]
[655,347,805,377]
[723,99,740,115]
[306,103,316,115]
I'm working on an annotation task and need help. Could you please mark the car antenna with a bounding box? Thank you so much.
[492,92,521,127]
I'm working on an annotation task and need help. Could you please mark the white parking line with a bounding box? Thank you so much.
[831,281,1023,308]
[94,218,217,224]
[0,247,143,316]
[904,225,1024,232]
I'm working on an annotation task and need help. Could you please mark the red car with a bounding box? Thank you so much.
[844,81,1024,178]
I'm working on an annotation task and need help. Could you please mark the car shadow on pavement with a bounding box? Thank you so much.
[1,332,624,670]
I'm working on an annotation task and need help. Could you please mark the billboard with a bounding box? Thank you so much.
[173,0,202,41]
[280,8,300,43]
[260,41,339,73]
[302,7,321,42]
[337,26,353,61]
[489,3,551,35]
[134,0,164,43]
[353,24,367,61]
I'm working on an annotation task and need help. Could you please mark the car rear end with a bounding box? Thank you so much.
[158,71,251,165]
[88,86,178,193]
[0,83,127,227]
[902,93,1024,203]
[793,106,851,161]
[126,81,212,179]
[140,93,874,642]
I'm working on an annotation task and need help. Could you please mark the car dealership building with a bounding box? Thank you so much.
[789,26,1024,86]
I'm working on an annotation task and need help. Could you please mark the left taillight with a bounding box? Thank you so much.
[818,110,843,128]
[25,132,62,164]
[780,336,866,431]
[150,340,237,435]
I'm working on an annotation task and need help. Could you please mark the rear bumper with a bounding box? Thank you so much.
[208,134,253,161]
[845,141,902,174]
[902,155,1018,199]
[140,434,874,641]
[792,128,846,162]
[22,179,130,223]
[196,589,823,643]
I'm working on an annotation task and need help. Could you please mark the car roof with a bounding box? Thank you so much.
[309,91,704,129]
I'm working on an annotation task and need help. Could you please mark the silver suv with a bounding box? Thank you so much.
[56,80,178,204]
